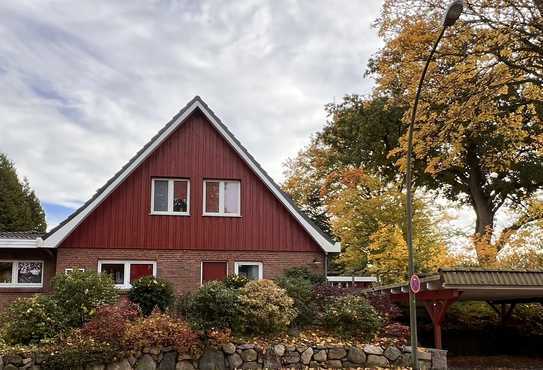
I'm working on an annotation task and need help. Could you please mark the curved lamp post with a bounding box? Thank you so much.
[405,1,463,368]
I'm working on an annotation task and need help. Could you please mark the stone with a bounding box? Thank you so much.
[199,349,226,370]
[136,355,157,370]
[363,344,383,355]
[342,361,360,368]
[327,348,346,360]
[128,355,138,366]
[240,349,257,362]
[228,353,243,369]
[273,344,285,356]
[326,360,342,368]
[283,351,300,364]
[144,347,161,356]
[107,359,132,370]
[159,352,177,370]
[366,354,389,367]
[238,344,255,350]
[313,350,327,362]
[296,344,308,353]
[4,365,19,370]
[22,357,32,365]
[262,353,281,369]
[241,362,260,369]
[396,354,411,367]
[347,347,366,364]
[286,345,296,352]
[178,354,192,361]
[176,361,195,370]
[419,359,432,369]
[309,361,320,368]
[223,343,236,354]
[301,348,313,364]
[287,327,300,336]
[429,348,448,369]
[4,355,23,366]
[417,350,432,361]
[383,346,402,362]
[34,352,47,364]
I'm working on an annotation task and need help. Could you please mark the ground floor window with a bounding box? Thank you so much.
[97,260,156,289]
[0,260,43,288]
[234,262,263,281]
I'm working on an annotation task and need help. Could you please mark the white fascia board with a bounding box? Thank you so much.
[44,98,339,253]
[0,237,43,248]
[327,276,378,283]
[196,101,338,253]
[43,102,200,248]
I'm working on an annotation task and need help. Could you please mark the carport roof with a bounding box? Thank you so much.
[365,268,543,303]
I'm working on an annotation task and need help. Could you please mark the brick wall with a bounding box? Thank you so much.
[57,248,325,294]
[0,248,56,311]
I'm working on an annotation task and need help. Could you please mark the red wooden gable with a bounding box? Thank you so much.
[59,109,322,253]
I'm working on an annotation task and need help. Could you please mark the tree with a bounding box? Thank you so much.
[0,153,46,232]
[362,0,543,264]
[325,167,449,282]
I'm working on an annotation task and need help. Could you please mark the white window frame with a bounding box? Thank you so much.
[0,260,44,288]
[234,261,263,280]
[150,178,190,216]
[203,180,241,217]
[64,268,86,274]
[97,260,157,289]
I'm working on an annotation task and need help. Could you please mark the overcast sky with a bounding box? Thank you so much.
[0,0,384,229]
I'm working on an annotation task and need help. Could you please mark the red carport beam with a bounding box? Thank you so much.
[422,290,461,349]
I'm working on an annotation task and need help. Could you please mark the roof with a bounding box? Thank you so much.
[42,96,340,253]
[0,231,44,239]
[365,268,543,303]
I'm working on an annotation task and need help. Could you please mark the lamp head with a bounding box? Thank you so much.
[443,0,464,27]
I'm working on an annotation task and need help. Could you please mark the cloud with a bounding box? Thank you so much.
[0,0,383,228]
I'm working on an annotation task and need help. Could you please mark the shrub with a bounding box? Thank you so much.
[0,295,65,345]
[222,274,249,289]
[381,322,409,344]
[128,276,175,315]
[51,270,118,327]
[179,281,243,332]
[124,312,202,357]
[275,276,316,327]
[322,295,382,338]
[80,301,141,345]
[40,331,121,370]
[281,266,326,285]
[367,293,402,323]
[239,279,297,334]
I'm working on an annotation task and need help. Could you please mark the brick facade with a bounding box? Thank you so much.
[57,247,324,294]
[0,248,57,311]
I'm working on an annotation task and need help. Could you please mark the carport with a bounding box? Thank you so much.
[364,268,543,349]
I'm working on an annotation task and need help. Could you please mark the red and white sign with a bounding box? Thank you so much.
[410,274,421,294]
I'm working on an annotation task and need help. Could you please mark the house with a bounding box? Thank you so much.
[0,96,340,310]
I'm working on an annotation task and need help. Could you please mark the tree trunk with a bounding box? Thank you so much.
[467,148,497,265]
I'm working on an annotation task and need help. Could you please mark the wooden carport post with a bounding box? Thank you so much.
[419,290,461,349]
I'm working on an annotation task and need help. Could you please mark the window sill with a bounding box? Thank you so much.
[0,285,44,291]
[149,212,190,217]
[202,213,242,218]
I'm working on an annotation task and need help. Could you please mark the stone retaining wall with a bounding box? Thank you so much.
[0,343,447,370]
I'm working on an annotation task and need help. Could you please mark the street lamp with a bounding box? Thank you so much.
[405,1,463,369]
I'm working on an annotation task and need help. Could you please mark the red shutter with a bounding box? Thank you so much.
[202,261,227,283]
[130,263,154,283]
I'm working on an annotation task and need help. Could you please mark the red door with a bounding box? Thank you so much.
[202,261,227,284]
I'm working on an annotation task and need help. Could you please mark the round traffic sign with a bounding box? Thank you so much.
[410,274,421,293]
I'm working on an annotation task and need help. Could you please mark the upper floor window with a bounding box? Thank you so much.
[0,260,43,288]
[151,178,189,215]
[203,180,240,216]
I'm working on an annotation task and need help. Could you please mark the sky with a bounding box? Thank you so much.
[0,0,384,229]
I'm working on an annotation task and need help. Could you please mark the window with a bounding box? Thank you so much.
[98,260,156,289]
[151,178,189,215]
[234,262,262,281]
[0,260,43,288]
[203,180,240,216]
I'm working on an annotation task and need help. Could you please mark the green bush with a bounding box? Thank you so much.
[51,270,118,327]
[322,295,382,338]
[239,279,297,334]
[0,295,65,345]
[128,276,175,316]
[179,281,243,332]
[275,276,317,327]
[40,331,121,370]
[222,274,249,289]
[281,266,326,285]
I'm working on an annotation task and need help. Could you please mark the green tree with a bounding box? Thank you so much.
[0,153,46,232]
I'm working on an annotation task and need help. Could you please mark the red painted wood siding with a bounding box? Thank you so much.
[60,110,322,253]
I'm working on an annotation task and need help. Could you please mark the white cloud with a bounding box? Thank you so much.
[0,0,383,216]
